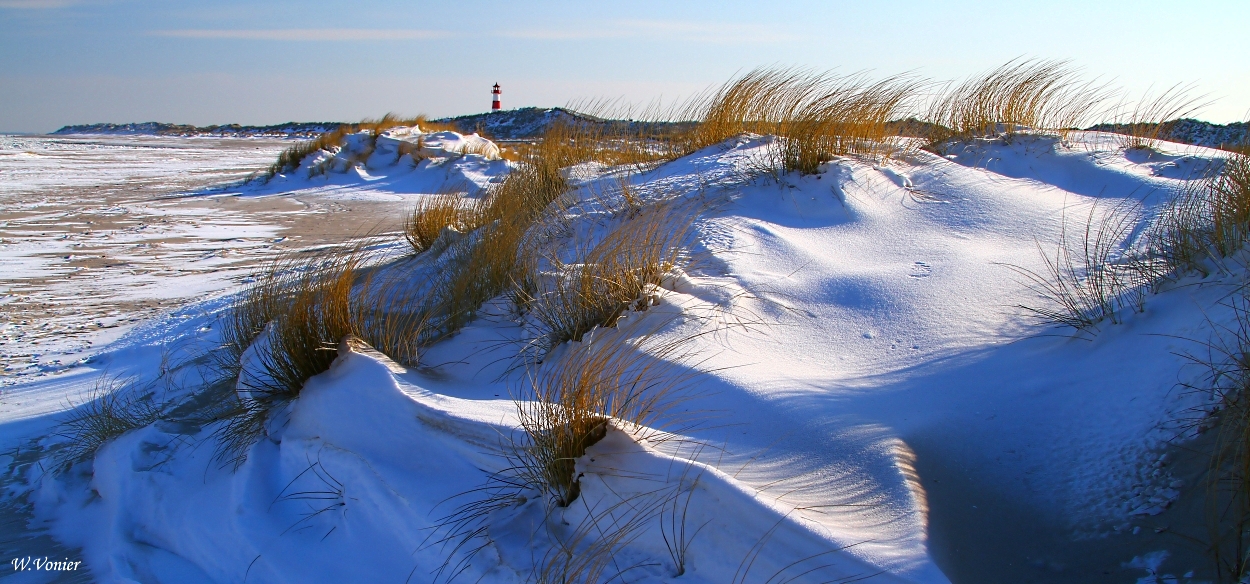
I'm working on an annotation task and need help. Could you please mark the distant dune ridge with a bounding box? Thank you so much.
[1086,118,1249,149]
[52,109,1248,148]
[48,109,591,140]
[50,121,342,138]
[436,106,599,139]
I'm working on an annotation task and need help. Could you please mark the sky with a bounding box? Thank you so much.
[1,0,1248,133]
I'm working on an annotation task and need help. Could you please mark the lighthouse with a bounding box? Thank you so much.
[491,83,501,111]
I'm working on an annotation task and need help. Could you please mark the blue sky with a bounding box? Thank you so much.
[1,0,1247,133]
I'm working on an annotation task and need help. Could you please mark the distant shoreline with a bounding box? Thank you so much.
[49,121,340,138]
[48,108,598,141]
[48,111,1248,149]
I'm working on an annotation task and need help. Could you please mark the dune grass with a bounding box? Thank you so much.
[424,321,708,582]
[54,374,163,467]
[775,73,919,173]
[403,189,484,255]
[517,203,691,361]
[415,168,567,343]
[1184,292,1250,580]
[227,253,358,401]
[1007,203,1147,331]
[211,254,346,466]
[1149,153,1250,278]
[266,113,445,178]
[510,327,701,508]
[52,244,431,471]
[241,253,432,375]
[213,246,432,464]
[267,126,350,177]
[1012,151,1250,335]
[670,68,922,174]
[55,348,240,469]
[418,217,532,343]
[501,101,680,170]
[588,176,645,220]
[1112,85,1206,151]
[925,58,1110,147]
[219,259,293,372]
[503,67,924,177]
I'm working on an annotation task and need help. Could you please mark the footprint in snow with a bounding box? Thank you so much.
[909,261,932,278]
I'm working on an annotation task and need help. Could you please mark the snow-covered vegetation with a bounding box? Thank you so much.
[5,61,1250,582]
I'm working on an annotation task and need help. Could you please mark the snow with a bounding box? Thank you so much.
[255,126,510,200]
[0,135,308,385]
[1,127,1240,582]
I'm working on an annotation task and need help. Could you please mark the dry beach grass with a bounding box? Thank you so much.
[925,58,1111,146]
[1009,152,1250,335]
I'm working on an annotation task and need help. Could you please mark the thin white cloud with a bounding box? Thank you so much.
[148,20,798,44]
[0,0,86,8]
[502,19,801,43]
[150,28,453,41]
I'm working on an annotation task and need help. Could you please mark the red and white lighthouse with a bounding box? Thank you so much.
[491,83,501,111]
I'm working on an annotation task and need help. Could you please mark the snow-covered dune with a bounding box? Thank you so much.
[4,130,1238,582]
[256,126,511,201]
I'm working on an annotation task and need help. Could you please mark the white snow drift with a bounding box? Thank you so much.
[4,126,1239,583]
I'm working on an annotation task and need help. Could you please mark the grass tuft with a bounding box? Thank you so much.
[403,189,483,255]
[925,58,1110,147]
[677,68,923,173]
[510,327,701,507]
[518,203,691,360]
[1184,293,1250,580]
[267,126,349,177]
[1154,154,1250,274]
[232,253,359,401]
[1111,85,1207,151]
[1012,153,1249,333]
[213,246,430,465]
[55,375,163,467]
[425,325,710,582]
[1008,203,1147,331]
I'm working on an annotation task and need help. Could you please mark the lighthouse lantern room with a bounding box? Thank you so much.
[491,83,501,111]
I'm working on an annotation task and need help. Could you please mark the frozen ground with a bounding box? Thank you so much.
[0,134,445,385]
[0,128,1239,583]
